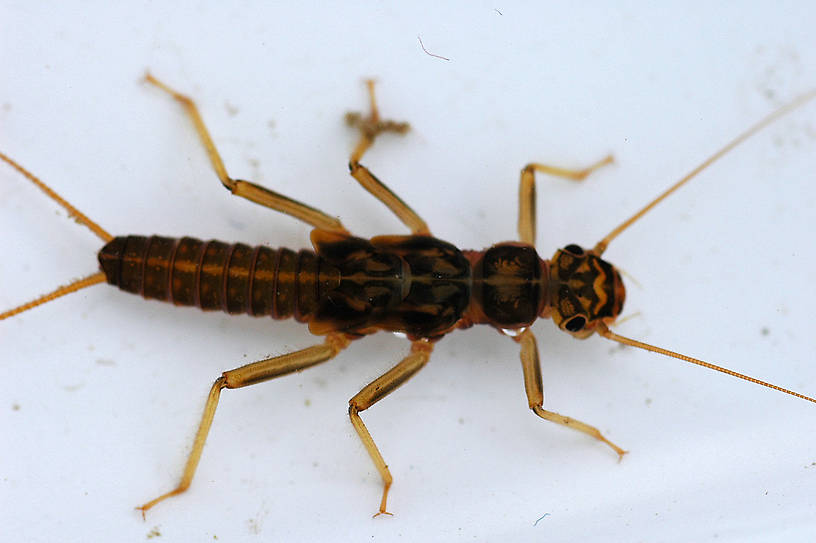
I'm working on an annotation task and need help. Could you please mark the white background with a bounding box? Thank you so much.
[1,2,815,542]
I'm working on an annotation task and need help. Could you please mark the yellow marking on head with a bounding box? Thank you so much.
[591,259,609,316]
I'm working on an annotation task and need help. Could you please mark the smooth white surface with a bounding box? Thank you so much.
[1,3,815,542]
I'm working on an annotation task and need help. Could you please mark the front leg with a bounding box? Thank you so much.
[518,155,614,246]
[514,329,626,459]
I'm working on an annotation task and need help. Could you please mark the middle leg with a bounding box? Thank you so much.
[346,80,430,235]
[348,339,434,516]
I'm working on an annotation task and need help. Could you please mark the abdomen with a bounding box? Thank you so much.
[98,235,321,321]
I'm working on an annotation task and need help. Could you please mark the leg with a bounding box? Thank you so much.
[144,73,347,234]
[346,80,430,235]
[136,333,353,517]
[518,155,614,246]
[348,339,434,516]
[515,329,626,459]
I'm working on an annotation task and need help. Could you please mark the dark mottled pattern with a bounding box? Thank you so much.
[473,244,542,327]
[549,244,622,326]
[311,234,471,338]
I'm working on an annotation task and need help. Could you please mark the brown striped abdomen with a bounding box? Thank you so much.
[98,235,321,321]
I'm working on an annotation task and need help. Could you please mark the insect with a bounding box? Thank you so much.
[2,75,815,518]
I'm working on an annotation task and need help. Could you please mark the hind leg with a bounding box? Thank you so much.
[145,73,348,233]
[137,333,353,517]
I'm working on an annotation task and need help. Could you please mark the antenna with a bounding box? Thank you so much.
[597,323,815,403]
[593,90,816,255]
[592,90,816,405]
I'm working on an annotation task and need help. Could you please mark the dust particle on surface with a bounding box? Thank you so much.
[12,403,20,411]
[760,327,770,336]
[146,526,161,538]
[417,35,451,61]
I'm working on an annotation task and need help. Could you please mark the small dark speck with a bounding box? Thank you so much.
[494,8,503,15]
[248,157,262,180]
[225,101,239,116]
[228,218,248,231]
[608,343,628,355]
[761,327,770,336]
[644,398,652,407]
[765,490,769,495]
[12,403,20,411]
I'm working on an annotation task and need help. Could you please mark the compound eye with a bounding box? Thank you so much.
[563,244,584,256]
[564,315,587,333]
